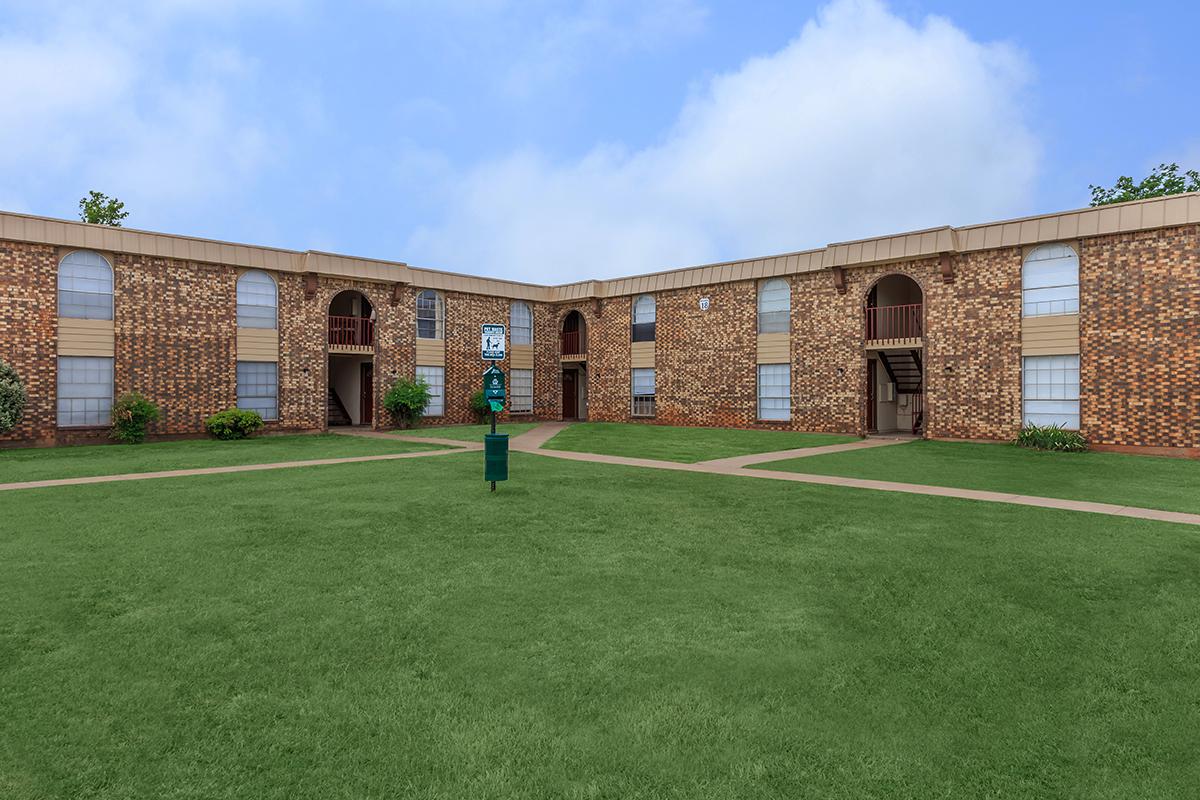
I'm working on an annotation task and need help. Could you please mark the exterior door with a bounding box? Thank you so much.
[562,370,577,419]
[360,362,374,426]
[866,359,876,433]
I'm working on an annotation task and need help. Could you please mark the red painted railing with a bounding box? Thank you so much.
[865,303,922,341]
[328,315,374,348]
[560,329,583,355]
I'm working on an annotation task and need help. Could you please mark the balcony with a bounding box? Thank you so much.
[328,315,374,352]
[865,303,923,347]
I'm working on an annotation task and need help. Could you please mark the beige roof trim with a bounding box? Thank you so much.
[2,193,1197,303]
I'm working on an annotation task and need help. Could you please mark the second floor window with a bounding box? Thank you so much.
[632,294,656,342]
[511,301,533,345]
[58,250,113,320]
[1023,244,1079,317]
[237,270,277,329]
[758,279,790,334]
[417,290,444,339]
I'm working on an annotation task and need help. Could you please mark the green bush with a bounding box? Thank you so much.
[0,359,25,434]
[1015,424,1088,452]
[469,390,489,423]
[383,377,431,428]
[110,392,160,444]
[205,408,265,440]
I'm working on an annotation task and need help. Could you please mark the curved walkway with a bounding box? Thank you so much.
[2,423,1198,527]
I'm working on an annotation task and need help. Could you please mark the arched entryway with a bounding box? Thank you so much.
[864,274,924,436]
[560,310,588,420]
[327,290,375,427]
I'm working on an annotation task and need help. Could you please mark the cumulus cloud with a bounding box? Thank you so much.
[0,2,279,227]
[405,0,1040,282]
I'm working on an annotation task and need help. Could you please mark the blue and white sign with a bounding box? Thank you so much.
[481,324,506,361]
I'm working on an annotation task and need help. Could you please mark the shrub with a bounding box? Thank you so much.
[0,359,25,434]
[110,392,160,444]
[383,377,431,428]
[1015,424,1088,452]
[469,390,489,423]
[205,408,265,440]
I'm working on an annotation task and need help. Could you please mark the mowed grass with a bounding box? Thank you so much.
[544,422,858,462]
[753,439,1200,514]
[2,452,1199,798]
[0,434,444,483]
[392,422,541,441]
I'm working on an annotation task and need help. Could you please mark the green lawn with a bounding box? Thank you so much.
[751,439,1200,514]
[543,422,858,462]
[0,434,444,484]
[392,422,542,441]
[2,451,1198,798]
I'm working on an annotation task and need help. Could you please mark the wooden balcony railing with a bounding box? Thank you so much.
[865,303,922,342]
[328,315,374,349]
[560,329,584,356]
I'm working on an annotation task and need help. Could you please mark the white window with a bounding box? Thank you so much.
[58,250,113,320]
[510,368,533,413]
[237,270,277,329]
[631,368,655,417]
[758,279,790,334]
[757,364,790,420]
[417,365,444,416]
[510,301,533,345]
[237,361,278,421]
[57,356,113,427]
[1023,355,1080,429]
[416,290,444,339]
[1023,244,1079,317]
[632,295,656,342]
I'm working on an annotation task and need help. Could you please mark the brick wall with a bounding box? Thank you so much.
[0,242,57,446]
[1080,226,1199,449]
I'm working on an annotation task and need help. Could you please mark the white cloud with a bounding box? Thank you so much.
[0,2,279,226]
[405,0,1040,283]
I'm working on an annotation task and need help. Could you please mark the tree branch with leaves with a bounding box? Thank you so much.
[78,191,130,226]
[1089,163,1200,207]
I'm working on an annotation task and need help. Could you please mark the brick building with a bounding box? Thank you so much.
[1,194,1197,455]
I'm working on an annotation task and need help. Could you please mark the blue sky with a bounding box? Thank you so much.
[1,0,1196,282]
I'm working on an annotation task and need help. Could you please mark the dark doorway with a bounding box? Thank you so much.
[866,358,877,434]
[360,362,374,426]
[562,370,578,419]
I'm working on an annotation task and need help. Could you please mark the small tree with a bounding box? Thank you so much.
[0,359,26,434]
[383,376,431,429]
[78,191,130,226]
[110,392,160,444]
[1090,163,1200,206]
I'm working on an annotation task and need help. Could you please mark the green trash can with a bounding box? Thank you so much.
[484,433,509,482]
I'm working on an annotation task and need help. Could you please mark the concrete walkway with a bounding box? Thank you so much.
[4,422,1198,527]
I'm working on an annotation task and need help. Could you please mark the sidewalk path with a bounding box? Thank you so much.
[4,422,1198,527]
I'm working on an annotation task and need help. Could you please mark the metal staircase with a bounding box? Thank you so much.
[877,350,924,434]
[327,387,352,427]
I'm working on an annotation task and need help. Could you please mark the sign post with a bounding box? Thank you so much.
[481,324,508,492]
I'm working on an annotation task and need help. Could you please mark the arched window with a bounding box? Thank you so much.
[510,301,533,345]
[1023,244,1079,317]
[58,250,113,320]
[236,270,277,329]
[632,294,656,342]
[416,289,444,339]
[758,279,790,334]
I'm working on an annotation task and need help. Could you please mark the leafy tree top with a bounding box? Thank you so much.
[78,191,130,226]
[1089,163,1200,207]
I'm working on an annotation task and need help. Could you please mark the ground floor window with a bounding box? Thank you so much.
[631,368,655,417]
[57,356,113,427]
[417,365,444,416]
[758,364,790,421]
[510,368,533,413]
[237,361,278,421]
[1022,355,1079,429]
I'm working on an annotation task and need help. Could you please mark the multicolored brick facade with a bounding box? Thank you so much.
[0,205,1196,455]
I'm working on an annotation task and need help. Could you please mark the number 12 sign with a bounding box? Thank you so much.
[481,324,506,361]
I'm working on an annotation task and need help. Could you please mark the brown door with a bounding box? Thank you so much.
[360,362,374,426]
[866,359,876,434]
[562,370,577,419]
